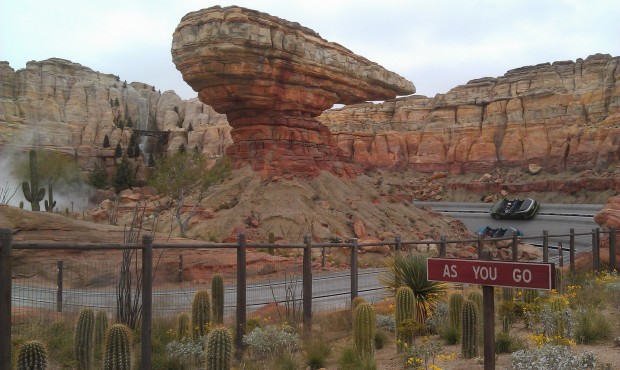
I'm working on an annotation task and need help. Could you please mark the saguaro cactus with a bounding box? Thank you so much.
[22,150,45,211]
[178,312,190,340]
[204,327,233,370]
[44,177,56,212]
[395,286,415,352]
[74,307,95,370]
[467,290,483,344]
[461,300,478,359]
[449,292,464,334]
[103,324,132,370]
[192,290,212,339]
[17,340,47,370]
[212,274,224,325]
[351,296,367,313]
[94,311,109,361]
[353,303,376,356]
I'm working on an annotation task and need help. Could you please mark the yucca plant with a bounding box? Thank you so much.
[380,253,447,324]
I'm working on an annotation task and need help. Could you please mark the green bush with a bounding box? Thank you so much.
[574,307,611,344]
[304,336,331,370]
[337,345,377,370]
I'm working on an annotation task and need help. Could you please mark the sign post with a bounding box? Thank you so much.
[428,257,555,370]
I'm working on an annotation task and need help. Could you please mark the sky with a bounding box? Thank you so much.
[1,0,619,100]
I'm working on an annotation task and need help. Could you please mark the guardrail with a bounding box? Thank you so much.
[0,226,617,368]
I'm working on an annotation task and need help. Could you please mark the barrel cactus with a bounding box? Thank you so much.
[94,311,109,361]
[16,340,47,370]
[103,324,132,370]
[467,290,483,344]
[192,290,212,339]
[204,327,233,370]
[22,150,45,211]
[212,274,225,325]
[353,303,376,356]
[74,307,95,370]
[395,286,415,352]
[461,300,478,359]
[448,292,464,334]
[351,296,367,313]
[178,312,190,340]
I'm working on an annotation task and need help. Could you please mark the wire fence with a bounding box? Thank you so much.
[1,227,617,369]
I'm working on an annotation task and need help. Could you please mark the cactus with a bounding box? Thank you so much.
[22,150,45,211]
[501,287,513,301]
[467,290,483,345]
[353,303,375,356]
[395,286,415,352]
[212,274,224,325]
[522,289,539,304]
[16,340,47,370]
[19,200,24,209]
[351,296,367,313]
[204,327,233,370]
[192,290,211,339]
[461,300,478,359]
[44,177,56,212]
[74,307,95,370]
[177,312,190,340]
[94,311,109,362]
[103,324,132,370]
[448,292,464,335]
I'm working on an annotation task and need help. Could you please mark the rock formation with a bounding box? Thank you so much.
[319,53,620,174]
[171,5,414,176]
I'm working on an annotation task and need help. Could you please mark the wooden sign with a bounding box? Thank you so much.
[428,258,556,290]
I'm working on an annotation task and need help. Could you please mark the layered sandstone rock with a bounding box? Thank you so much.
[0,58,231,175]
[319,54,620,174]
[171,5,414,176]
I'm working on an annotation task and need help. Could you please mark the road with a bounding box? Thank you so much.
[12,202,603,316]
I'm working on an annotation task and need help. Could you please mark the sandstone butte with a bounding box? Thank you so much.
[171,5,415,177]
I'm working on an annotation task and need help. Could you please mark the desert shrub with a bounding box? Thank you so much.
[304,336,331,370]
[374,329,389,350]
[242,324,300,360]
[166,336,205,363]
[272,351,300,370]
[401,336,447,369]
[510,344,596,370]
[337,345,377,370]
[376,314,395,333]
[573,307,611,344]
[495,331,525,354]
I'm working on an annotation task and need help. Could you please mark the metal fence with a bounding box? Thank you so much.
[1,227,617,369]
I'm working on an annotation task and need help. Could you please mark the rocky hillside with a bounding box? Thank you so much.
[319,53,620,174]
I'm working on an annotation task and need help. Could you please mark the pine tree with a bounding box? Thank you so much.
[89,161,109,189]
[187,122,194,132]
[127,135,137,158]
[178,143,186,154]
[103,135,110,148]
[113,156,134,193]
[114,143,122,158]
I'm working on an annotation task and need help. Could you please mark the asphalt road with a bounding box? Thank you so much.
[12,202,604,316]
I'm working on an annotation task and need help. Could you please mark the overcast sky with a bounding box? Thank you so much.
[2,0,619,100]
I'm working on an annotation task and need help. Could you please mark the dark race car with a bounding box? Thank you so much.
[476,226,523,238]
[490,198,540,220]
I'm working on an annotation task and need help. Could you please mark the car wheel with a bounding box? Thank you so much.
[492,214,500,220]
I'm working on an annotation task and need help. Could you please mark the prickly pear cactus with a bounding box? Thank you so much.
[204,327,233,370]
[103,324,132,370]
[178,312,190,340]
[212,274,224,325]
[395,286,414,352]
[16,340,47,370]
[353,303,376,356]
[74,307,95,370]
[192,290,211,339]
[461,300,478,359]
[22,150,45,211]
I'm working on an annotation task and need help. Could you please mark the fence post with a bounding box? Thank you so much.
[0,228,12,370]
[141,234,153,370]
[56,261,63,312]
[477,234,483,257]
[592,228,600,271]
[609,228,616,272]
[558,242,563,268]
[542,230,549,263]
[511,231,518,261]
[569,228,575,273]
[303,234,312,336]
[350,238,358,301]
[440,235,447,257]
[178,255,183,283]
[236,233,247,359]
[395,235,401,253]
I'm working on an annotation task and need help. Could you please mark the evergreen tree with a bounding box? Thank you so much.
[114,98,120,107]
[147,154,155,167]
[114,143,122,158]
[178,143,186,154]
[125,117,132,128]
[113,156,134,193]
[187,122,194,132]
[89,161,109,189]
[103,135,111,148]
[127,135,137,158]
